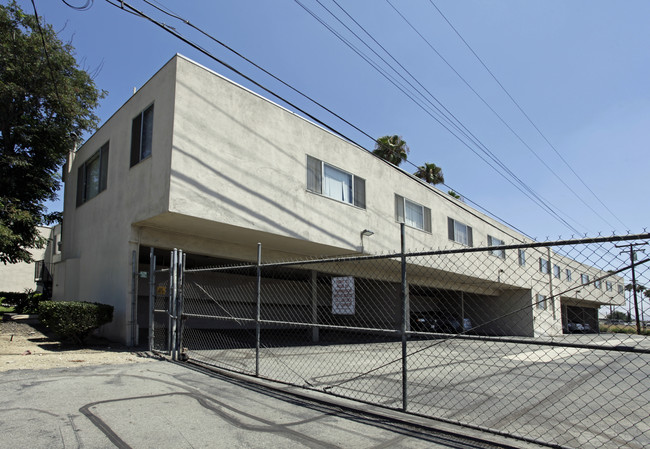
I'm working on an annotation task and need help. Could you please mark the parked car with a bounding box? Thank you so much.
[567,322,593,333]
[411,312,472,334]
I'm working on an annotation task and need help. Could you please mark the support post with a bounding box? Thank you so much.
[256,243,262,377]
[169,249,177,359]
[547,248,556,320]
[131,250,137,346]
[311,270,319,343]
[400,223,408,412]
[148,248,156,352]
[176,250,185,361]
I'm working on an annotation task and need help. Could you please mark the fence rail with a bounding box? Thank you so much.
[151,231,650,449]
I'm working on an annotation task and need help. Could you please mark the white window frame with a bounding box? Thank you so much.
[518,249,526,266]
[606,281,613,291]
[539,258,550,274]
[395,195,431,232]
[553,264,561,280]
[448,218,473,247]
[307,155,365,208]
[581,274,590,285]
[566,269,572,282]
[536,294,547,310]
[487,235,505,259]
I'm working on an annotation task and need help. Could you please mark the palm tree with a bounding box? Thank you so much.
[372,135,409,166]
[448,190,461,200]
[414,162,444,185]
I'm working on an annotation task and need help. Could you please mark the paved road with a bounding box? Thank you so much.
[186,333,650,449]
[0,360,532,449]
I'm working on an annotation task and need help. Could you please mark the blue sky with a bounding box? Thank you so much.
[19,0,649,240]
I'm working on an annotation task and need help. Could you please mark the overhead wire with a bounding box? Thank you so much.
[140,0,379,146]
[101,0,364,150]
[76,0,550,241]
[387,0,617,232]
[426,0,627,230]
[297,0,582,234]
[30,0,64,110]
[61,0,94,11]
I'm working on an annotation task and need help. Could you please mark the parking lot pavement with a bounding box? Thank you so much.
[0,360,535,449]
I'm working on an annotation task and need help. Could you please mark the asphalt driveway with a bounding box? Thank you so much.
[0,360,533,449]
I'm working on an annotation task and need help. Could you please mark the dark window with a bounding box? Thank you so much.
[76,142,109,206]
[130,104,154,167]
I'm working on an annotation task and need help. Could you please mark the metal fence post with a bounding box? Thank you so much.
[169,249,177,359]
[400,223,408,412]
[176,250,185,361]
[256,243,262,377]
[148,248,156,352]
[131,250,137,347]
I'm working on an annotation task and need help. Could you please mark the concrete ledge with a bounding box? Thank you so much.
[3,313,39,324]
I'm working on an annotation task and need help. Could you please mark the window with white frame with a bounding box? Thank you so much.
[539,258,550,274]
[536,294,547,310]
[518,249,526,266]
[487,235,505,258]
[594,279,602,289]
[618,284,624,294]
[606,281,613,291]
[130,104,154,167]
[395,195,431,232]
[447,218,473,246]
[77,142,109,206]
[307,155,365,208]
[566,268,572,281]
[553,264,561,280]
[581,274,590,285]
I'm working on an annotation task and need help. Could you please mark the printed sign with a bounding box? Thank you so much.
[332,276,355,315]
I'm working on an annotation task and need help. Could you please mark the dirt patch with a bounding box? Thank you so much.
[0,318,158,372]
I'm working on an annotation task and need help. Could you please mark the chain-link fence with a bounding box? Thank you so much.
[153,232,650,448]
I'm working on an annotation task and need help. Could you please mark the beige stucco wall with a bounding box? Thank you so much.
[0,226,52,293]
[55,57,178,343]
[55,54,623,343]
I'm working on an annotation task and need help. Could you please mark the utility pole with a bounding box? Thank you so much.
[616,243,646,335]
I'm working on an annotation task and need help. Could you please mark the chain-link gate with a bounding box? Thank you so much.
[155,231,650,448]
[149,248,185,359]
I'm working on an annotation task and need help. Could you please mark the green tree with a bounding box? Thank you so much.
[414,162,444,185]
[372,135,409,166]
[606,311,630,322]
[448,190,461,200]
[0,1,104,263]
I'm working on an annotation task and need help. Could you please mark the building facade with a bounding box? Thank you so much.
[52,55,624,345]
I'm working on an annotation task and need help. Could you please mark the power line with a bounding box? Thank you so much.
[140,0,378,145]
[102,0,365,150]
[386,0,617,232]
[426,0,627,231]
[98,0,541,242]
[296,0,582,234]
[30,0,64,110]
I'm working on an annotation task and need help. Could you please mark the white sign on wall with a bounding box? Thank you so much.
[332,276,355,315]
